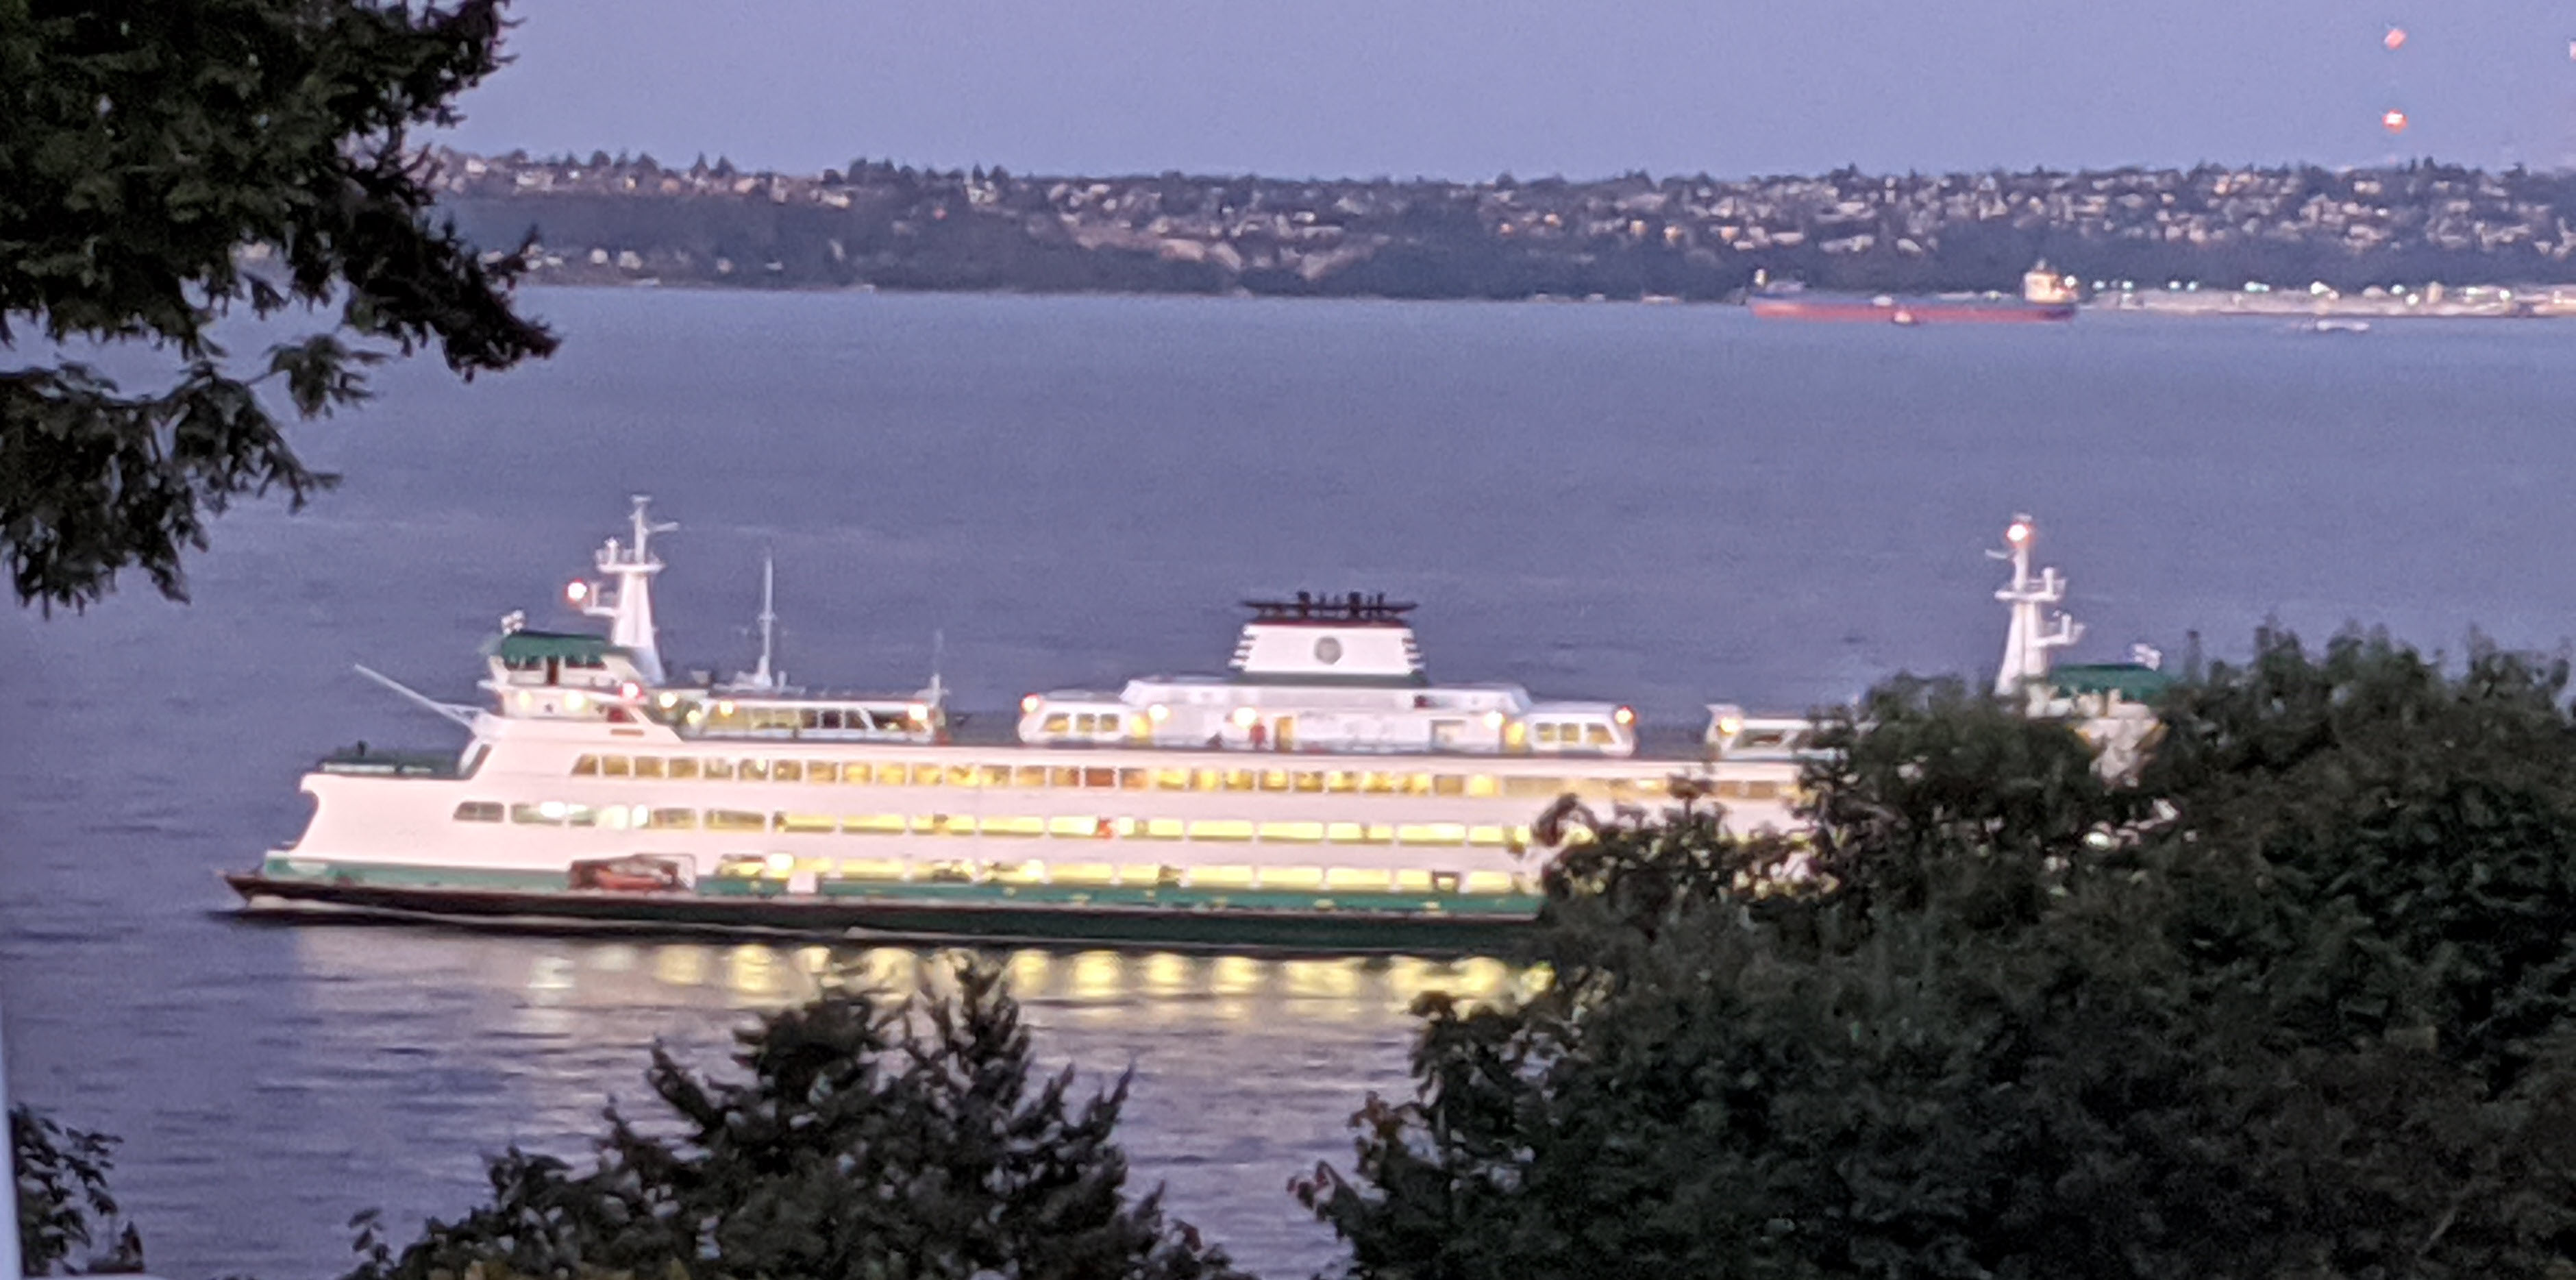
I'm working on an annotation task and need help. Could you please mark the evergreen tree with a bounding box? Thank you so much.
[349,963,1243,1280]
[1302,632,2576,1279]
[0,1,555,611]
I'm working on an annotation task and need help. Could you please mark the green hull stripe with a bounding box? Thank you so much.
[256,858,1541,918]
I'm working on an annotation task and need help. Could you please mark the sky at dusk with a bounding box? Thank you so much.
[444,0,2576,180]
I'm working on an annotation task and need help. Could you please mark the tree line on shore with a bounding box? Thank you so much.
[441,152,2576,302]
[23,626,2576,1279]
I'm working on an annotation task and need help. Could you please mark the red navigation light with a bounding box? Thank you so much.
[2383,26,2407,51]
[2383,109,2410,134]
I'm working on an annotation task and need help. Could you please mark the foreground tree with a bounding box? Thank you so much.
[347,963,1243,1280]
[11,1105,143,1275]
[1301,630,2576,1279]
[1,1,554,611]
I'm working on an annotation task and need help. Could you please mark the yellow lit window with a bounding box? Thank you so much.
[452,801,504,822]
[1119,768,1148,791]
[1187,819,1256,841]
[836,858,906,880]
[702,759,734,780]
[563,804,598,827]
[1394,869,1436,893]
[1049,767,1082,788]
[914,764,945,787]
[601,756,631,778]
[1405,773,1435,796]
[1042,713,1070,734]
[739,760,769,783]
[1324,822,1365,843]
[1535,724,1559,744]
[1189,767,1222,791]
[1260,770,1291,792]
[1015,765,1051,788]
[1587,725,1614,746]
[946,764,980,787]
[1081,767,1116,789]
[1116,864,1165,885]
[1154,768,1191,791]
[1324,867,1389,891]
[1054,862,1118,886]
[1744,780,1781,800]
[1397,822,1468,845]
[1361,772,1399,794]
[634,756,666,779]
[1221,769,1256,791]
[571,755,602,776]
[669,758,699,780]
[874,763,911,786]
[777,813,835,834]
[1463,870,1521,894]
[841,814,908,835]
[647,808,697,830]
[1141,817,1187,839]
[982,816,1045,838]
[989,860,1047,884]
[1263,866,1324,889]
[771,761,803,783]
[1504,776,1565,798]
[706,809,766,832]
[1432,774,1465,797]
[805,762,841,784]
[1256,821,1326,843]
[1323,771,1356,793]
[915,814,976,836]
[1191,865,1256,888]
[1291,771,1324,793]
[1467,825,1511,846]
[1465,774,1498,798]
[1048,815,1105,837]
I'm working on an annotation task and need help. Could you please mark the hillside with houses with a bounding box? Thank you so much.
[434,149,2576,301]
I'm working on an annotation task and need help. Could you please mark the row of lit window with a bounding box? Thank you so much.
[567,754,1785,802]
[1031,713,1618,746]
[713,854,1533,896]
[458,800,1547,848]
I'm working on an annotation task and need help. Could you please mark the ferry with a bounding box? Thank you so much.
[224,499,1819,954]
[225,503,2148,955]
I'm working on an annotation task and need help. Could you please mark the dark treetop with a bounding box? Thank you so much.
[0,1,554,613]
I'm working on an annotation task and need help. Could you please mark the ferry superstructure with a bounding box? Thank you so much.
[225,502,2133,955]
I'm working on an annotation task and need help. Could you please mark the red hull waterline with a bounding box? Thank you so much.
[1749,297,2077,324]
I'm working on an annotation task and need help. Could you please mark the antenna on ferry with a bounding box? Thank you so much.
[922,628,948,706]
[1992,514,2081,699]
[747,549,781,691]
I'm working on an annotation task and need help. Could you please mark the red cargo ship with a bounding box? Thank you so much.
[1749,263,2079,325]
[1748,293,2076,324]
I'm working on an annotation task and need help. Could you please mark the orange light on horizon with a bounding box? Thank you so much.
[2382,109,2410,134]
[2384,26,2407,51]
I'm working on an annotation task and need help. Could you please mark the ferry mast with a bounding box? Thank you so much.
[568,495,676,685]
[1992,514,2081,698]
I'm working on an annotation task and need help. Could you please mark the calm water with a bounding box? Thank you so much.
[6,291,2576,1279]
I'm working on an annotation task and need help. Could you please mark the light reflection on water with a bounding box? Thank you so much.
[275,926,1531,1278]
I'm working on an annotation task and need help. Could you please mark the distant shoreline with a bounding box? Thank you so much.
[442,149,2576,306]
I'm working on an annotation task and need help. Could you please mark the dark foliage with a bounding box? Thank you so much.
[345,961,1244,1280]
[1301,630,2576,1280]
[0,0,555,611]
[10,1105,143,1275]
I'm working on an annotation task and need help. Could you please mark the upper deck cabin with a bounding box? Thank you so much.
[479,626,945,745]
[1018,594,1642,756]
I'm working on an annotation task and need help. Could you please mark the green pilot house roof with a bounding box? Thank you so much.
[481,630,628,664]
[2048,662,2174,702]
